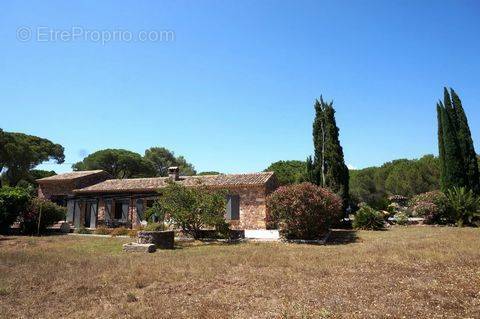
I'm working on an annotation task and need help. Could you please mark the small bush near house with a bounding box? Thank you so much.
[94,226,112,235]
[394,212,409,225]
[143,222,166,231]
[409,191,451,224]
[111,227,130,236]
[155,181,228,239]
[19,198,66,235]
[446,187,480,227]
[352,205,385,230]
[0,187,31,234]
[144,201,165,223]
[75,227,91,234]
[266,183,342,239]
[128,229,139,238]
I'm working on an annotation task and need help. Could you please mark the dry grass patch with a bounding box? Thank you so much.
[0,227,479,318]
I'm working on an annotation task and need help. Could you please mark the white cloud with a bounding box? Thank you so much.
[347,163,357,170]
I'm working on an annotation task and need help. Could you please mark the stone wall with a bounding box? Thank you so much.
[38,180,77,198]
[228,185,273,230]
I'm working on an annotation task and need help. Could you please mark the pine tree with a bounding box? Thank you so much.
[307,96,349,205]
[450,89,480,194]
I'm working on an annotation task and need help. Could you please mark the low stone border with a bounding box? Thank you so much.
[123,242,156,253]
[68,233,130,238]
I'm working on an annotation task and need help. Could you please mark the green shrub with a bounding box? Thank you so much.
[19,198,66,235]
[0,187,31,233]
[266,183,342,239]
[409,191,451,224]
[128,229,139,238]
[155,181,229,239]
[75,227,91,234]
[143,222,166,231]
[394,212,409,225]
[144,201,165,223]
[111,227,130,236]
[352,205,385,230]
[446,187,480,227]
[94,226,112,235]
[214,219,231,239]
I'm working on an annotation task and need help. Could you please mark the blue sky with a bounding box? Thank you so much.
[1,0,479,174]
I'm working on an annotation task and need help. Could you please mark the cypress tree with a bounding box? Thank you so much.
[307,96,349,205]
[438,100,466,191]
[443,88,458,132]
[323,105,350,204]
[311,98,326,186]
[436,102,446,190]
[450,88,480,194]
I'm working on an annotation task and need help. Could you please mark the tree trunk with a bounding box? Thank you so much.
[320,118,326,187]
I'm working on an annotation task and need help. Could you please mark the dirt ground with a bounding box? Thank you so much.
[1,226,479,318]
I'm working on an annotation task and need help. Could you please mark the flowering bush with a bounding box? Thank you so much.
[411,201,438,224]
[19,198,66,235]
[352,205,385,230]
[266,183,342,239]
[409,191,450,224]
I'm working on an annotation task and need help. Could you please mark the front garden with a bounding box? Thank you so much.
[1,226,479,318]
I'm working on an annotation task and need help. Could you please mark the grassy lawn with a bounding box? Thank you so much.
[1,227,479,318]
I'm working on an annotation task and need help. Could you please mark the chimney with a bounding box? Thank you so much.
[168,166,180,181]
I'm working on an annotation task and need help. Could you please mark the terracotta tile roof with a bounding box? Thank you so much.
[73,172,275,194]
[37,170,107,182]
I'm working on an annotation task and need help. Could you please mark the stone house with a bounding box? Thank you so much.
[37,167,278,230]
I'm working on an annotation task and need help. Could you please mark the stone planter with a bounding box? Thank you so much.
[137,231,174,249]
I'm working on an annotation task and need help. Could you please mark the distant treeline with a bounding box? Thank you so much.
[265,155,480,209]
[349,155,441,209]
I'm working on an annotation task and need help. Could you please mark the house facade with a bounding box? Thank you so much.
[37,167,278,230]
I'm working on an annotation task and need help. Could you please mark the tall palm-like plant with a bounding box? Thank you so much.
[446,187,480,226]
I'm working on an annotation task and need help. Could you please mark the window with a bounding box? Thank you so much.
[114,200,129,220]
[226,195,240,220]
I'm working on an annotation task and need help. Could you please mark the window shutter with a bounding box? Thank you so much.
[74,201,81,228]
[136,199,144,222]
[121,202,129,222]
[227,195,240,220]
[90,202,97,229]
[105,200,112,222]
[66,200,75,223]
